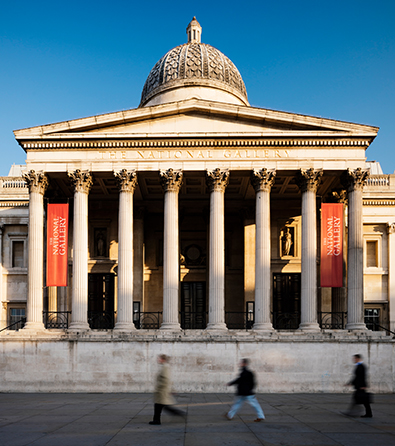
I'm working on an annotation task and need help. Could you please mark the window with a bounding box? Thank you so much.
[12,241,24,268]
[8,307,26,330]
[366,241,378,268]
[364,308,380,331]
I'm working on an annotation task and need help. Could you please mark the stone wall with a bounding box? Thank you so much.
[0,332,393,393]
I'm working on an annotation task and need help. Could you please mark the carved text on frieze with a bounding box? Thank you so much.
[97,149,290,160]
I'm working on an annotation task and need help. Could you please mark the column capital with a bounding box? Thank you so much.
[68,170,93,194]
[22,170,48,195]
[331,189,348,205]
[160,168,183,192]
[206,168,229,192]
[387,222,395,234]
[296,168,323,193]
[251,168,276,192]
[341,168,369,192]
[114,169,138,193]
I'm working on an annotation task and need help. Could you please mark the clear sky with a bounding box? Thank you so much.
[1,0,394,176]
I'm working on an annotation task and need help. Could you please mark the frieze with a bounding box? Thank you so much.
[96,149,290,160]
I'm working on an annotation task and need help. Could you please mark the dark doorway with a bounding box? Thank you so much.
[181,282,206,329]
[272,273,301,329]
[88,273,115,329]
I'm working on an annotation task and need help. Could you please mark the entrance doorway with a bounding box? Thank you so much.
[272,273,301,329]
[181,282,206,329]
[88,273,115,329]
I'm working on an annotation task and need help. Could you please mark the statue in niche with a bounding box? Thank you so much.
[282,227,293,256]
[95,229,106,257]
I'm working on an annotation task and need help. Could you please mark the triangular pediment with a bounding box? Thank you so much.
[14,99,379,143]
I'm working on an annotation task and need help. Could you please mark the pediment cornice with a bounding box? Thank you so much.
[14,98,379,144]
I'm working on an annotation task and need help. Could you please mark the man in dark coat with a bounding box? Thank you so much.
[225,358,265,422]
[344,354,373,418]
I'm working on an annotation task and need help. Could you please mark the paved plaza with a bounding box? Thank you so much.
[0,392,394,446]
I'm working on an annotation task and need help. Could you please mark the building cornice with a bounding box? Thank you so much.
[363,200,395,206]
[21,137,372,150]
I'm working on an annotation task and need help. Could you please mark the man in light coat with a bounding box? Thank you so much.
[149,354,186,425]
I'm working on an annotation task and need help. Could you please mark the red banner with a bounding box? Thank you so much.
[321,203,343,287]
[47,203,69,286]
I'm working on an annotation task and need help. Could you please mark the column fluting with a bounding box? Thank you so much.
[343,168,369,330]
[68,170,92,331]
[114,169,138,331]
[251,168,276,331]
[22,170,48,330]
[297,168,322,331]
[206,168,229,331]
[160,168,183,330]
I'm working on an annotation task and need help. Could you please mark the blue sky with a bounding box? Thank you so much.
[1,0,394,176]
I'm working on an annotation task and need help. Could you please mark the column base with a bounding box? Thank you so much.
[113,322,136,332]
[22,321,46,331]
[346,322,367,331]
[252,322,274,332]
[159,322,181,331]
[68,322,90,332]
[298,322,321,331]
[206,322,227,331]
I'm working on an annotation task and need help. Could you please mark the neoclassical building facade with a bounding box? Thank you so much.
[1,18,394,393]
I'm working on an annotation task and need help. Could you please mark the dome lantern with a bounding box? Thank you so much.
[186,16,202,43]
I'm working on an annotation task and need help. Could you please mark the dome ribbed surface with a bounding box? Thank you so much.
[140,43,248,107]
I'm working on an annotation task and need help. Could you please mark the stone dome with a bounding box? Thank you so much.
[139,18,249,107]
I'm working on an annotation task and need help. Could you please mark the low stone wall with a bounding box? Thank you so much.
[0,330,394,393]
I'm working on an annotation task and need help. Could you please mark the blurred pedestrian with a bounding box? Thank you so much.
[343,354,373,418]
[149,354,186,425]
[226,358,265,422]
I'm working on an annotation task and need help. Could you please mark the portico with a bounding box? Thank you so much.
[11,15,380,336]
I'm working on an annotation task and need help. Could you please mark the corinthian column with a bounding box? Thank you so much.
[22,170,48,330]
[114,169,138,331]
[342,168,369,330]
[206,168,229,331]
[160,168,183,330]
[251,168,276,331]
[297,168,323,331]
[68,170,93,331]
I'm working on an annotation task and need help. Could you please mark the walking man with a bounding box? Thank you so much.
[149,354,186,425]
[226,358,265,422]
[344,354,373,418]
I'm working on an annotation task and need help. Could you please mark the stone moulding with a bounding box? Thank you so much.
[21,139,371,150]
